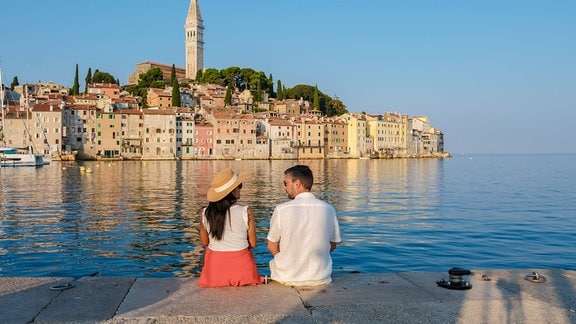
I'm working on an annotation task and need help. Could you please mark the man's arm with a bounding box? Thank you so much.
[330,241,337,252]
[267,239,280,255]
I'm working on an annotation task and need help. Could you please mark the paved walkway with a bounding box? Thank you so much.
[1,269,575,323]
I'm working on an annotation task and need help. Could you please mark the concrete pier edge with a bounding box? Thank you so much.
[1,269,575,323]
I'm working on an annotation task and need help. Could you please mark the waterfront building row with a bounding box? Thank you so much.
[1,83,446,161]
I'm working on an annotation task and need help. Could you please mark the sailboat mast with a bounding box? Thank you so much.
[1,68,5,146]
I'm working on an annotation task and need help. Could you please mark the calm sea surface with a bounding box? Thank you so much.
[1,155,575,278]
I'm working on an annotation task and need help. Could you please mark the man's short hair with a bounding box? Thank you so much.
[285,165,313,190]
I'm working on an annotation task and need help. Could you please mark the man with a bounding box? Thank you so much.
[267,165,341,286]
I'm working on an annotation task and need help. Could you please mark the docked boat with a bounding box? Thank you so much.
[0,146,44,167]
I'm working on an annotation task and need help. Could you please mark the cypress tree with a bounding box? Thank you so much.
[254,79,262,103]
[277,80,283,100]
[72,64,80,95]
[170,64,181,107]
[225,84,232,106]
[313,85,320,110]
[171,78,181,107]
[10,76,19,89]
[269,73,275,98]
[170,64,176,82]
[84,68,92,94]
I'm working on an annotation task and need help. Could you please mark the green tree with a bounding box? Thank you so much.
[195,69,203,81]
[285,84,334,116]
[268,74,275,98]
[139,68,164,88]
[170,64,181,107]
[254,79,262,103]
[84,68,92,94]
[225,84,232,106]
[329,97,348,116]
[92,70,117,84]
[71,64,80,95]
[10,76,19,89]
[285,84,315,101]
[126,67,165,108]
[240,68,256,91]
[249,71,270,99]
[313,85,320,110]
[199,68,221,84]
[221,66,241,88]
[277,80,283,100]
[171,78,181,107]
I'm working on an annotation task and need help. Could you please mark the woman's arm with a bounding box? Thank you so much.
[199,216,209,247]
[247,207,257,248]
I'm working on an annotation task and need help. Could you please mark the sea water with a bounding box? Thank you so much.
[0,154,574,277]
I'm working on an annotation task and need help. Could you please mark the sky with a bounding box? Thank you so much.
[1,0,575,154]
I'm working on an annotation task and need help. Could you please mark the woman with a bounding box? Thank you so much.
[198,168,264,287]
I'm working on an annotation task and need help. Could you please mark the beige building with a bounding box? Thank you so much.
[272,99,305,117]
[142,109,177,160]
[208,111,257,159]
[88,83,120,101]
[1,107,37,150]
[147,88,173,109]
[65,105,99,160]
[323,117,348,158]
[1,102,62,158]
[93,110,122,159]
[30,102,64,158]
[119,109,144,160]
[266,117,297,159]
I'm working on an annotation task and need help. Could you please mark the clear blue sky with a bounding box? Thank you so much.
[2,0,575,154]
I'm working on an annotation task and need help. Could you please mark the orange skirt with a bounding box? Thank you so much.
[198,247,264,287]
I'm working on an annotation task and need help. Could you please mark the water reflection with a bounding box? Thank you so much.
[2,159,442,277]
[1,156,575,277]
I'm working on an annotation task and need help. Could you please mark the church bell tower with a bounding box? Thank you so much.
[185,0,204,80]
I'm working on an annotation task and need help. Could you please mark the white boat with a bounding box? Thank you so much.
[0,146,44,167]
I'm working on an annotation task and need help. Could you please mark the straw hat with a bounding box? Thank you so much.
[207,169,247,202]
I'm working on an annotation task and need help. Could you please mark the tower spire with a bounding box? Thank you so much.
[185,0,204,80]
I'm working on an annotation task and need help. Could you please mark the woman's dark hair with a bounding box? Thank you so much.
[204,191,237,240]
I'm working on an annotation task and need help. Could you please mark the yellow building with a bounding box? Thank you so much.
[339,113,367,158]
[295,118,325,159]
